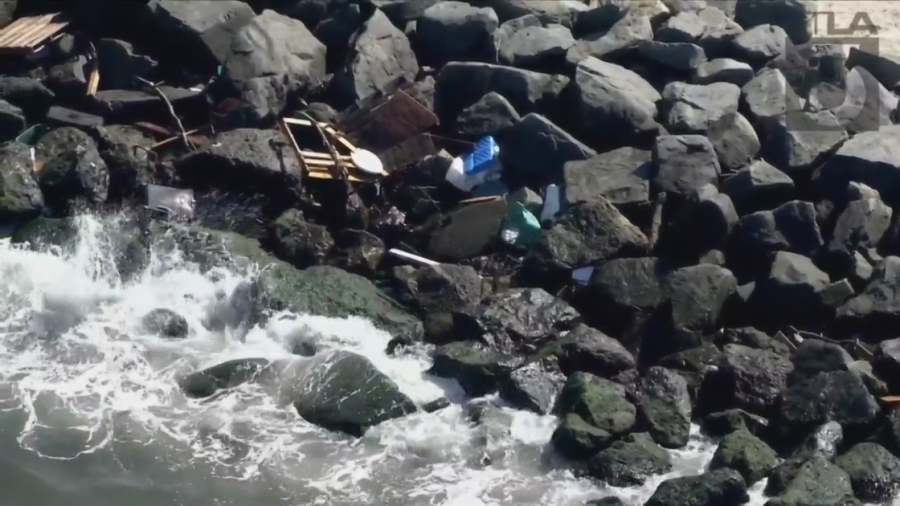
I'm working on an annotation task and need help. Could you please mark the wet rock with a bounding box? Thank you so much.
[288,350,417,436]
[454,92,521,138]
[710,429,778,485]
[498,361,564,414]
[781,371,880,433]
[726,200,823,277]
[403,264,484,315]
[702,409,769,438]
[94,125,156,202]
[461,287,580,355]
[748,251,830,328]
[740,68,802,129]
[35,127,109,210]
[706,112,760,173]
[333,9,419,106]
[733,0,811,44]
[415,1,498,67]
[430,341,519,396]
[664,264,737,332]
[693,58,755,86]
[555,372,637,437]
[331,229,385,276]
[0,76,55,122]
[174,129,302,208]
[556,323,635,378]
[766,456,858,506]
[793,421,843,461]
[44,56,90,102]
[0,142,43,221]
[708,344,793,414]
[499,113,595,187]
[717,327,790,355]
[645,469,748,506]
[223,10,327,122]
[180,358,273,398]
[0,99,24,141]
[790,340,853,384]
[567,56,661,149]
[140,308,188,339]
[268,209,334,269]
[529,198,649,275]
[639,41,707,71]
[659,81,741,135]
[552,412,615,460]
[652,134,721,198]
[761,110,848,178]
[720,160,795,215]
[143,0,255,73]
[638,367,691,448]
[427,195,507,261]
[96,38,157,90]
[586,432,672,486]
[837,257,900,337]
[498,24,574,71]
[586,257,671,337]
[434,62,568,125]
[10,216,77,250]
[835,442,900,502]
[562,147,654,214]
[585,497,625,506]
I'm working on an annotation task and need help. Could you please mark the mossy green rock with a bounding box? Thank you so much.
[645,469,749,506]
[710,429,779,485]
[555,372,636,436]
[551,413,614,460]
[835,442,900,502]
[10,215,77,249]
[587,432,672,486]
[766,455,858,506]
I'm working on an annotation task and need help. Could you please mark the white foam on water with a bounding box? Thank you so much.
[0,214,771,504]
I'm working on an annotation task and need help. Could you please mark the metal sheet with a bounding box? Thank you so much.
[377,133,437,173]
[0,13,69,54]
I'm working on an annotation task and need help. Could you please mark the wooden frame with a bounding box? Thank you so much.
[280,117,386,183]
[0,13,69,56]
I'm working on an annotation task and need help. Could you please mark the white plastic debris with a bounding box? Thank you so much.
[445,136,502,192]
[572,266,594,286]
[388,249,440,266]
[351,149,384,175]
[540,184,561,224]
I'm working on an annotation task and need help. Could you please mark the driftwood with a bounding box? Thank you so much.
[135,76,192,151]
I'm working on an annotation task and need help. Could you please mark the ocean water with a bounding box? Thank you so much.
[0,214,778,505]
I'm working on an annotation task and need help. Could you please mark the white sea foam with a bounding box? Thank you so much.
[0,214,771,505]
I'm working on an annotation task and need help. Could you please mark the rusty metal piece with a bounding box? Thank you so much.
[337,90,438,153]
[0,13,69,55]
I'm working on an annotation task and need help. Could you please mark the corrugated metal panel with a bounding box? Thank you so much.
[0,13,68,54]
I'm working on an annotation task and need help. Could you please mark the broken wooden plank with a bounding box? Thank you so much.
[377,132,437,173]
[0,13,69,55]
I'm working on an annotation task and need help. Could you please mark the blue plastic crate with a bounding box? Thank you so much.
[462,136,500,176]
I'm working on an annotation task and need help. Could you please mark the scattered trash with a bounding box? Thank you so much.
[145,184,195,221]
[572,266,594,286]
[445,136,502,192]
[15,124,49,146]
[470,179,509,198]
[0,12,69,57]
[388,248,440,267]
[85,40,99,97]
[540,184,561,225]
[136,76,193,151]
[378,132,438,173]
[46,105,104,128]
[500,201,541,247]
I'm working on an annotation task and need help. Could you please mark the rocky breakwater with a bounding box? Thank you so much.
[6,0,900,504]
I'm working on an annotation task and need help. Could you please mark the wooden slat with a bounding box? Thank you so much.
[0,13,68,53]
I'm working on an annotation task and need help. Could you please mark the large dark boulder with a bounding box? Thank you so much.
[0,141,43,222]
[284,350,417,436]
[35,127,109,211]
[644,469,749,506]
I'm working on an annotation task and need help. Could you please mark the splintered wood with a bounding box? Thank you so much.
[0,13,69,55]
[280,117,386,183]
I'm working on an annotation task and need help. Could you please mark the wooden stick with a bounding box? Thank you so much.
[649,191,666,250]
[136,76,192,151]
[86,40,100,97]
